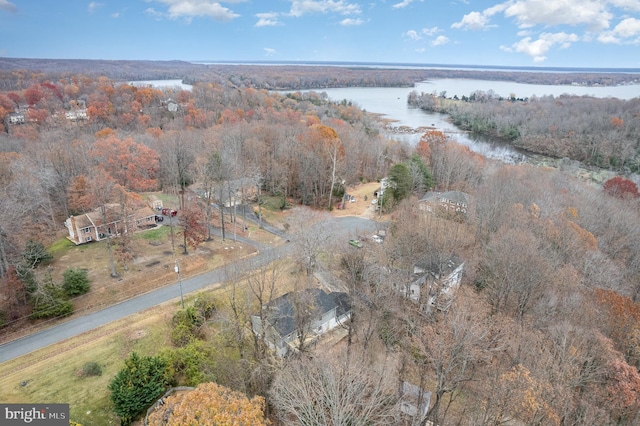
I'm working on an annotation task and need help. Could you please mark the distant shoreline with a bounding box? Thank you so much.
[191,60,640,74]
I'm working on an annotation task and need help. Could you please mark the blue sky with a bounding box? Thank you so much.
[1,0,639,68]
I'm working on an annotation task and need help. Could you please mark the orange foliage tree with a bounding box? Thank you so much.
[91,135,160,191]
[147,382,269,426]
[594,288,640,366]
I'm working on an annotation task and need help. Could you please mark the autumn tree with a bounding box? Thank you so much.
[594,288,640,367]
[477,364,560,426]
[147,382,269,426]
[180,203,207,254]
[67,175,95,214]
[91,134,159,191]
[603,176,640,199]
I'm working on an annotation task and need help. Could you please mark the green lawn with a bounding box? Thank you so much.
[0,303,176,426]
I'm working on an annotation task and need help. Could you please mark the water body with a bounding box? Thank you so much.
[314,80,640,163]
[128,79,193,90]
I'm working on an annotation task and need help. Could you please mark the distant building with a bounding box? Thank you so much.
[147,194,163,211]
[7,112,25,124]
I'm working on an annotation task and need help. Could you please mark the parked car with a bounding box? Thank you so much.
[371,235,383,244]
[161,208,177,217]
[155,215,164,222]
[371,199,378,205]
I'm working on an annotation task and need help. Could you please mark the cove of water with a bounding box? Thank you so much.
[314,80,640,164]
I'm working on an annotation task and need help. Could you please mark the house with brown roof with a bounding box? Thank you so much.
[64,205,157,245]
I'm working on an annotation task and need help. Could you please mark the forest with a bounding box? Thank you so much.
[0,62,639,425]
[408,89,640,174]
[1,57,640,90]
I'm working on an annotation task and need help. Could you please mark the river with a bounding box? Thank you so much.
[314,80,640,165]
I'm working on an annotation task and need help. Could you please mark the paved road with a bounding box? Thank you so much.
[0,216,378,364]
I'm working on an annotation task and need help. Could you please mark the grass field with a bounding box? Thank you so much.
[0,301,176,425]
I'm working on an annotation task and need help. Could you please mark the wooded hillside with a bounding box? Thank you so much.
[0,64,639,425]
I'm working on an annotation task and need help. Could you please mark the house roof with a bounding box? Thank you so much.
[71,205,155,229]
[420,190,470,205]
[264,288,351,338]
[414,255,464,278]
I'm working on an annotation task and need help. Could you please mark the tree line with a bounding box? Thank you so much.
[1,58,639,91]
[409,90,640,173]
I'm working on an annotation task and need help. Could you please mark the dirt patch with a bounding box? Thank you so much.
[330,182,389,221]
[130,329,148,340]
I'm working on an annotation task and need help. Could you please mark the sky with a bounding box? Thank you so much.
[1,0,640,68]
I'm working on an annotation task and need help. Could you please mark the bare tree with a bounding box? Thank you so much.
[269,349,401,425]
[285,207,332,282]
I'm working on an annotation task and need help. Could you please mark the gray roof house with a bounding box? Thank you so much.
[419,190,471,214]
[395,256,464,313]
[251,288,351,357]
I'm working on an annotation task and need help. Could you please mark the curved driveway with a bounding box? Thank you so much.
[0,216,377,364]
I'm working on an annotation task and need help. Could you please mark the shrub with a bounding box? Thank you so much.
[171,306,204,347]
[29,284,74,320]
[194,294,217,320]
[162,340,217,386]
[81,361,102,377]
[62,268,90,297]
[109,352,170,426]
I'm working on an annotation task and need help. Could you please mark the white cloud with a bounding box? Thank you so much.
[150,0,241,22]
[392,0,422,8]
[288,0,361,17]
[264,48,278,56]
[451,2,507,30]
[613,17,640,37]
[504,0,611,31]
[88,2,104,13]
[255,12,282,27]
[111,12,120,18]
[598,17,640,42]
[432,35,450,46]
[421,26,440,36]
[339,17,363,25]
[404,29,422,40]
[145,8,165,20]
[0,0,17,13]
[505,31,579,62]
[607,0,640,11]
[451,11,494,30]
